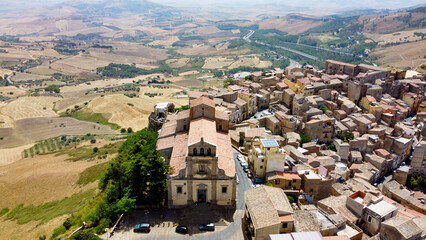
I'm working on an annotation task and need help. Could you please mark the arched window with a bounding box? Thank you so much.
[200,148,205,156]
[207,148,211,156]
[193,148,197,156]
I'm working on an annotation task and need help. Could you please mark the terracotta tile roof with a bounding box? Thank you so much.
[298,77,311,85]
[191,96,215,108]
[234,98,246,107]
[326,59,357,68]
[349,163,362,170]
[156,135,175,151]
[169,133,189,176]
[269,171,301,181]
[279,215,293,222]
[188,118,217,146]
[158,120,177,138]
[245,186,294,229]
[228,85,241,92]
[215,109,229,121]
[189,91,208,99]
[374,148,390,157]
[245,128,267,138]
[277,82,288,88]
[366,96,376,102]
[176,109,190,120]
[217,131,236,177]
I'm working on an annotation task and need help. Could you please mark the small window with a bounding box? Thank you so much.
[193,148,197,156]
[200,148,205,156]
[261,159,264,162]
[183,125,187,130]
[310,188,313,193]
[282,223,288,229]
[177,186,182,194]
[207,148,211,156]
[368,216,372,223]
[222,186,227,193]
[260,166,263,169]
[292,179,297,183]
[275,180,280,185]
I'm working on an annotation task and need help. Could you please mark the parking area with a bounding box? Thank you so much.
[108,204,235,240]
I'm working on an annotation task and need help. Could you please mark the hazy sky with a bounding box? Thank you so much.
[0,0,424,13]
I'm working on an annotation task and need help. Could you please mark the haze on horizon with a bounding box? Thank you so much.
[0,0,425,15]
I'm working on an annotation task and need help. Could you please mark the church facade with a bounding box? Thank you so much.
[156,96,236,208]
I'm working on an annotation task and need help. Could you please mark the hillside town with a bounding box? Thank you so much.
[150,59,426,240]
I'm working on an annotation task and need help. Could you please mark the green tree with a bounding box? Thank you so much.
[127,127,133,134]
[120,128,126,133]
[93,147,99,153]
[287,196,295,203]
[319,104,329,113]
[45,85,60,93]
[300,133,311,144]
[90,129,169,226]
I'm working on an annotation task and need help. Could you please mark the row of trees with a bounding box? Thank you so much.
[96,63,172,78]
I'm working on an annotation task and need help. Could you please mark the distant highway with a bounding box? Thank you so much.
[242,30,302,67]
[242,30,353,62]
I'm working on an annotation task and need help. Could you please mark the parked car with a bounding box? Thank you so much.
[199,223,215,231]
[243,165,250,172]
[237,154,243,161]
[175,225,188,234]
[254,178,264,184]
[247,170,253,178]
[236,175,239,184]
[240,160,247,166]
[134,223,150,233]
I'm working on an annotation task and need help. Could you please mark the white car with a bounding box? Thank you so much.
[237,155,243,161]
[240,159,247,166]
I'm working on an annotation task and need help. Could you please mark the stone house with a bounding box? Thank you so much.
[346,191,398,235]
[244,186,294,240]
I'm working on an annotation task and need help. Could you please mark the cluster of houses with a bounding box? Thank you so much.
[151,59,426,240]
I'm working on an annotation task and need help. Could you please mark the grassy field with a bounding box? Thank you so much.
[55,140,123,161]
[64,110,121,130]
[5,189,96,225]
[77,162,109,185]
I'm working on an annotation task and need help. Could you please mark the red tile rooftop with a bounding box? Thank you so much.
[245,128,267,138]
[349,164,362,170]
[228,85,242,91]
[366,96,376,102]
[169,132,189,176]
[374,149,390,156]
[189,91,208,99]
[215,109,229,121]
[217,131,236,177]
[156,135,175,151]
[188,118,217,146]
[276,82,288,88]
[297,78,311,85]
[307,119,322,124]
[251,71,263,77]
[326,59,357,68]
[234,98,246,106]
[158,121,177,139]
[273,171,302,181]
[191,96,215,108]
[176,109,190,120]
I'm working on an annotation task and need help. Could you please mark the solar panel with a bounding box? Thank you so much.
[260,139,279,147]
